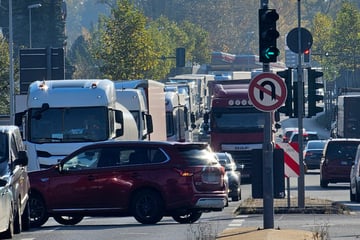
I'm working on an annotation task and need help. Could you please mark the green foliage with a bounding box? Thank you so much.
[311,1,360,81]
[0,35,10,114]
[93,0,157,80]
[68,28,102,79]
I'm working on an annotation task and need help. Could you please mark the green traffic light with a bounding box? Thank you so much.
[265,47,280,59]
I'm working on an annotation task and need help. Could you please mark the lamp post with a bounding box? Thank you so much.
[28,3,42,48]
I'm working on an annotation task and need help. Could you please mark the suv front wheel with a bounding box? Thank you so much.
[29,193,49,228]
[131,189,164,224]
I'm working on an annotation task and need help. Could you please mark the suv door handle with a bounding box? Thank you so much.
[87,175,96,181]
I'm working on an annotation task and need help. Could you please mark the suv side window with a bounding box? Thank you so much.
[63,148,101,170]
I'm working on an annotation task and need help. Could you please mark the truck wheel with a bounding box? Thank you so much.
[172,210,202,224]
[29,193,49,228]
[53,216,83,225]
[131,189,163,224]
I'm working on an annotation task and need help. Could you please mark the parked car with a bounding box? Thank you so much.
[350,144,360,202]
[215,152,242,201]
[28,141,227,227]
[320,138,360,188]
[303,140,327,171]
[0,126,30,239]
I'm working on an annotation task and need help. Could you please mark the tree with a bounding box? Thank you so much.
[311,13,336,81]
[0,35,10,114]
[68,28,102,79]
[93,0,157,80]
[330,2,360,71]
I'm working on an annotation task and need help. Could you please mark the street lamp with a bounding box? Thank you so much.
[28,3,42,48]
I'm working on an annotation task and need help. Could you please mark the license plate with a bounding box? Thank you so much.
[341,161,348,165]
[202,173,220,183]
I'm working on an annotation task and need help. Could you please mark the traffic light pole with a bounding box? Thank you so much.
[297,0,305,209]
[260,0,274,230]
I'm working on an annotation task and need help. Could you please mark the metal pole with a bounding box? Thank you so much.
[28,4,42,48]
[260,0,274,230]
[9,0,14,124]
[29,8,32,48]
[297,0,305,209]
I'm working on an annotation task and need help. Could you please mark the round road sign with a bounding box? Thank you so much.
[248,72,287,112]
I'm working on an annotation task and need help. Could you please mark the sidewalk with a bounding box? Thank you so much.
[217,227,314,240]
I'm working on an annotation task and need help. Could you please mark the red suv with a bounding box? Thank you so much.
[29,141,227,227]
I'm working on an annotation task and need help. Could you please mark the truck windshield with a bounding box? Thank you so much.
[28,107,109,143]
[211,112,265,132]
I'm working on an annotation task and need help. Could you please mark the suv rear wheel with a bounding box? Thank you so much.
[131,189,164,224]
[172,210,202,224]
[53,215,83,225]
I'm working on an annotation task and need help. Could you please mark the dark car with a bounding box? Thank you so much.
[0,126,30,239]
[350,144,360,202]
[198,121,210,142]
[215,152,241,201]
[29,141,227,227]
[320,138,360,188]
[303,140,326,171]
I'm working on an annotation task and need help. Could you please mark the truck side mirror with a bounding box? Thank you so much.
[145,114,153,134]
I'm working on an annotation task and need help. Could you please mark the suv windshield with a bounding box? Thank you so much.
[177,146,218,166]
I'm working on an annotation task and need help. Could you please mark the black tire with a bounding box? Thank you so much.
[21,201,31,231]
[172,211,202,224]
[13,200,21,234]
[0,205,14,239]
[350,188,356,202]
[53,215,83,225]
[320,178,328,188]
[131,189,164,224]
[231,194,240,202]
[29,193,49,228]
[355,183,360,203]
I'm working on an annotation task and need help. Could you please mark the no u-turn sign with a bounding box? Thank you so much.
[248,72,287,112]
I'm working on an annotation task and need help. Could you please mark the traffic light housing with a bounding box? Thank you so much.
[277,69,292,117]
[176,47,185,67]
[307,68,324,117]
[259,8,280,63]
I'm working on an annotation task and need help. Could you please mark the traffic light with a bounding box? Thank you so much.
[259,8,280,63]
[303,49,311,64]
[277,69,292,117]
[176,47,185,67]
[307,68,324,117]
